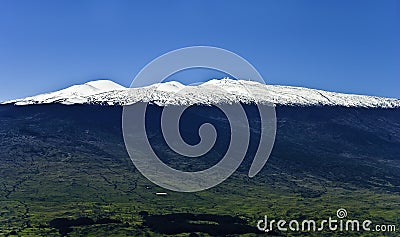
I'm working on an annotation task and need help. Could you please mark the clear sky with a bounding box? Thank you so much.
[0,0,399,101]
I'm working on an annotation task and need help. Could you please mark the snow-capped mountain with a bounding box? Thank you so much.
[3,78,400,108]
[4,80,125,105]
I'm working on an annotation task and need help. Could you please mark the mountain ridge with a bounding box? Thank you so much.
[3,78,400,108]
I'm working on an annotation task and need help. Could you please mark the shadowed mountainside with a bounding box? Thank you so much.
[0,104,399,236]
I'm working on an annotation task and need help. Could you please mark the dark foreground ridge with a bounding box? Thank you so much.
[49,217,122,235]
[141,213,264,236]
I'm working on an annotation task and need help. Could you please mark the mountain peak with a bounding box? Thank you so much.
[84,80,126,91]
[4,79,127,105]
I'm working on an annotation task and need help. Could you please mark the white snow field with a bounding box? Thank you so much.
[3,78,400,108]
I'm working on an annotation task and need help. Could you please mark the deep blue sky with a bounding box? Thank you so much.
[0,0,399,101]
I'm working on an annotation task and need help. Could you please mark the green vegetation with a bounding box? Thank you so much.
[1,138,399,237]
